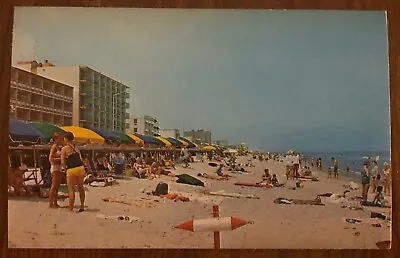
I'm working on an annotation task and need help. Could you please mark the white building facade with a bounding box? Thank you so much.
[159,129,180,139]
[127,116,159,136]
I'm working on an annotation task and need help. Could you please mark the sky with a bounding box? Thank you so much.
[12,8,390,152]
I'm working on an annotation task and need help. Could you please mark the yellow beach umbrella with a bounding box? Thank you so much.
[155,136,172,147]
[287,150,294,155]
[203,145,217,151]
[126,133,144,145]
[61,126,105,144]
[178,139,189,147]
[376,155,380,161]
[180,137,199,148]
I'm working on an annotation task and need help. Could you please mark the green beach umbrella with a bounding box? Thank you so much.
[29,122,66,143]
[113,131,136,144]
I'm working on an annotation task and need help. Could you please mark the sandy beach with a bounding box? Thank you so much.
[8,156,391,249]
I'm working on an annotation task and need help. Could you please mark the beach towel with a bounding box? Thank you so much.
[343,217,383,227]
[235,182,272,188]
[160,193,190,202]
[274,197,325,206]
[197,173,228,180]
[208,162,219,167]
[176,174,205,187]
[207,190,260,199]
[96,214,139,223]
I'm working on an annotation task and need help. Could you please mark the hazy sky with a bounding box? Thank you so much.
[12,8,390,152]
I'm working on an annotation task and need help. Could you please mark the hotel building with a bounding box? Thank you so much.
[16,60,130,132]
[9,66,73,125]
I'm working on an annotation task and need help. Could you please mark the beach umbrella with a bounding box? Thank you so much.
[87,127,120,144]
[127,133,144,145]
[29,122,66,143]
[155,136,172,147]
[178,139,189,147]
[112,131,136,144]
[203,145,217,151]
[166,137,184,147]
[61,126,105,144]
[133,133,165,146]
[9,119,44,145]
[179,137,198,148]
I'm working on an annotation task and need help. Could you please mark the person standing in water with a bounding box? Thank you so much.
[48,133,64,208]
[61,132,86,212]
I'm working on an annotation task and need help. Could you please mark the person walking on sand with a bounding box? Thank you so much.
[61,132,86,212]
[370,160,379,193]
[48,133,64,209]
[332,157,339,179]
[361,161,371,202]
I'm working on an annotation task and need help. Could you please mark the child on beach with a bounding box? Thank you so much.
[262,169,272,184]
[373,186,388,207]
[271,174,284,187]
[328,167,332,178]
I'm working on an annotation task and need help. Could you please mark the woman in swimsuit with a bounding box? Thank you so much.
[361,161,371,202]
[61,132,86,212]
[48,133,64,208]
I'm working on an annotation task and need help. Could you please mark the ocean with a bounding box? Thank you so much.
[300,151,390,179]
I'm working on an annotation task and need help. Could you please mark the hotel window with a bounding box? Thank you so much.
[133,118,137,125]
[134,128,137,132]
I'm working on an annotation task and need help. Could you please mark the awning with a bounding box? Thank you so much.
[127,133,144,145]
[9,119,43,145]
[179,137,198,148]
[134,133,164,145]
[155,136,172,147]
[203,145,217,151]
[61,126,105,144]
[29,122,66,143]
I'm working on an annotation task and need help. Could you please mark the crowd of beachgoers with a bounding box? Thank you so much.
[8,134,392,249]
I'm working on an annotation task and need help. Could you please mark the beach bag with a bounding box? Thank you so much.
[176,174,205,187]
[153,182,169,196]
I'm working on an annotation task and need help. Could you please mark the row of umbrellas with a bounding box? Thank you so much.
[8,119,221,151]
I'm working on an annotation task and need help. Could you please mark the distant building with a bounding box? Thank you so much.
[159,129,180,139]
[127,116,159,136]
[9,66,73,125]
[184,129,211,144]
[16,60,130,132]
[213,140,229,147]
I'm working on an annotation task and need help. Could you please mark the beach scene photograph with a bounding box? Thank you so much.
[8,8,391,249]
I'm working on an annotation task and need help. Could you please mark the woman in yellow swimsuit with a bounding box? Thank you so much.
[61,132,86,212]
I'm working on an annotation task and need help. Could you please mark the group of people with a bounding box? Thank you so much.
[285,153,301,180]
[361,160,391,203]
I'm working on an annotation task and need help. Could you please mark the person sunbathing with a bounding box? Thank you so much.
[216,164,233,178]
[134,158,148,178]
